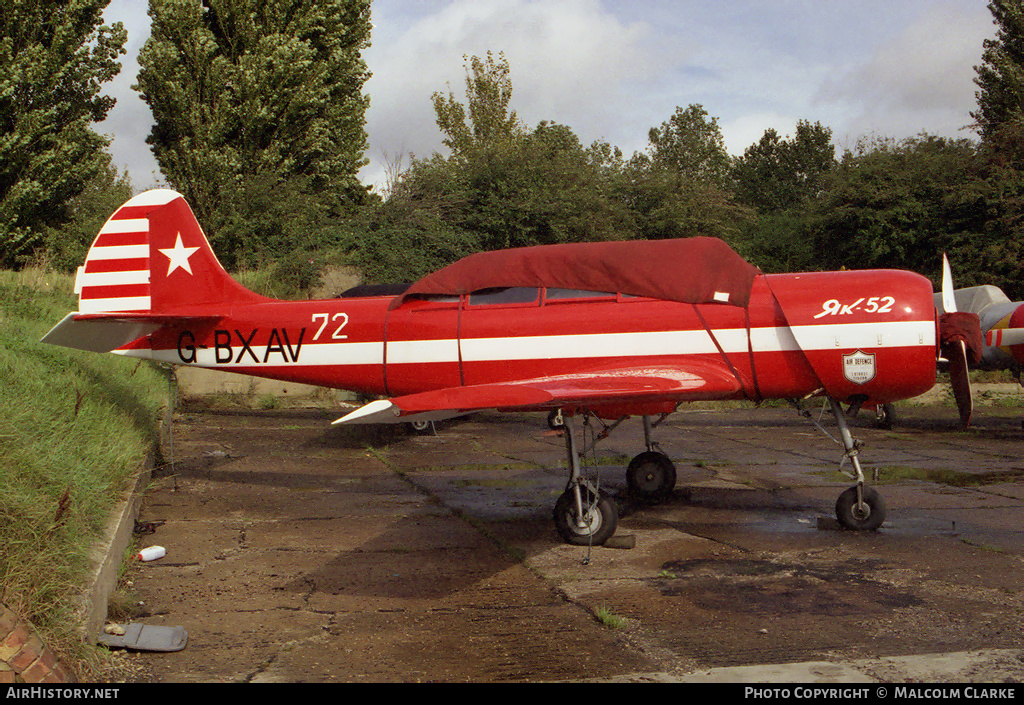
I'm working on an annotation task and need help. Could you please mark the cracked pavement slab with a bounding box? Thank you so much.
[119,403,1024,682]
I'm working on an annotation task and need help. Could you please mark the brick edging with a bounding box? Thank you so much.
[0,603,70,683]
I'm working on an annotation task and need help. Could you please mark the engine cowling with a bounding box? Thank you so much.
[764,270,939,404]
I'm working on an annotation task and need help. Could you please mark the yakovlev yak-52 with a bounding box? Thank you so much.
[43,189,982,545]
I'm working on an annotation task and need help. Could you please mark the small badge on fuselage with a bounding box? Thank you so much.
[843,349,876,384]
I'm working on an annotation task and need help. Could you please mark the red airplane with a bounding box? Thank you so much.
[42,189,982,545]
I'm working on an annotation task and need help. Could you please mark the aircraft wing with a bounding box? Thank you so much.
[333,361,743,425]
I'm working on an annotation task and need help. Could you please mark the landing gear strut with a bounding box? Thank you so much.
[552,416,618,545]
[799,397,887,531]
[550,410,680,544]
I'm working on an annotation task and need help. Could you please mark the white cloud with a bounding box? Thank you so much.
[818,2,995,144]
[721,112,800,156]
[98,0,163,189]
[361,0,663,189]
[94,0,999,192]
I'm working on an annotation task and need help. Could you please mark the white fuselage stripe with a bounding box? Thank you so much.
[121,320,936,368]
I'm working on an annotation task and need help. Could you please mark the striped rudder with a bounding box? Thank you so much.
[75,189,264,315]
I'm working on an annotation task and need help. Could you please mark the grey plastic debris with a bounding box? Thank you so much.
[97,623,188,652]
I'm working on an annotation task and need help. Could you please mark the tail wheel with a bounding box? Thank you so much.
[553,488,617,545]
[626,451,676,501]
[835,485,886,531]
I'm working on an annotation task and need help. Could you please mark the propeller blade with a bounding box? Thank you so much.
[986,327,1024,348]
[942,253,957,313]
[946,339,973,429]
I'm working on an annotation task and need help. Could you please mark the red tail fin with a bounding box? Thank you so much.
[76,189,266,314]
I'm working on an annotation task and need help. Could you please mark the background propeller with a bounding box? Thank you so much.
[938,254,983,429]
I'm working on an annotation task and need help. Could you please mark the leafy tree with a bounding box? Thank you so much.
[212,172,338,269]
[730,121,835,272]
[431,51,523,158]
[735,209,817,274]
[732,121,835,214]
[967,1,1024,297]
[43,159,134,272]
[644,104,732,187]
[623,104,750,242]
[342,197,483,285]
[0,0,126,266]
[391,120,633,255]
[973,0,1024,141]
[953,117,1024,298]
[622,164,750,242]
[135,0,372,266]
[359,53,634,273]
[808,135,983,277]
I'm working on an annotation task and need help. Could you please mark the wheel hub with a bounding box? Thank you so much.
[573,505,601,534]
[638,465,662,488]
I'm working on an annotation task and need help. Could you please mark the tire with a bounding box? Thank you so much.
[835,485,886,531]
[875,403,895,430]
[626,451,677,501]
[553,487,618,545]
[409,419,432,434]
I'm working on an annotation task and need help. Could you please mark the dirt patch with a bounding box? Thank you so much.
[655,556,925,616]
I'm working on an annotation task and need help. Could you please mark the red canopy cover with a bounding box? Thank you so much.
[392,237,761,309]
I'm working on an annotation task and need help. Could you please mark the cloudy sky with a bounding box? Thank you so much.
[99,0,996,193]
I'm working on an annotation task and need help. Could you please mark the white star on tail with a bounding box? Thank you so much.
[159,233,200,276]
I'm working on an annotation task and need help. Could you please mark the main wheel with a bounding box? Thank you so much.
[875,403,895,430]
[626,451,677,501]
[835,485,886,531]
[553,487,617,545]
[409,419,433,434]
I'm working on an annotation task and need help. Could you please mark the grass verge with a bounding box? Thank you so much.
[0,268,168,679]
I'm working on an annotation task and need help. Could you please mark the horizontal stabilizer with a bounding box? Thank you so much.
[41,311,222,353]
[41,314,161,353]
[986,328,1024,348]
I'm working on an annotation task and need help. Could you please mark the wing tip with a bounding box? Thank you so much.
[332,399,400,425]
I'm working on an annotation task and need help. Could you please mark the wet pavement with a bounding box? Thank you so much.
[115,400,1024,682]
